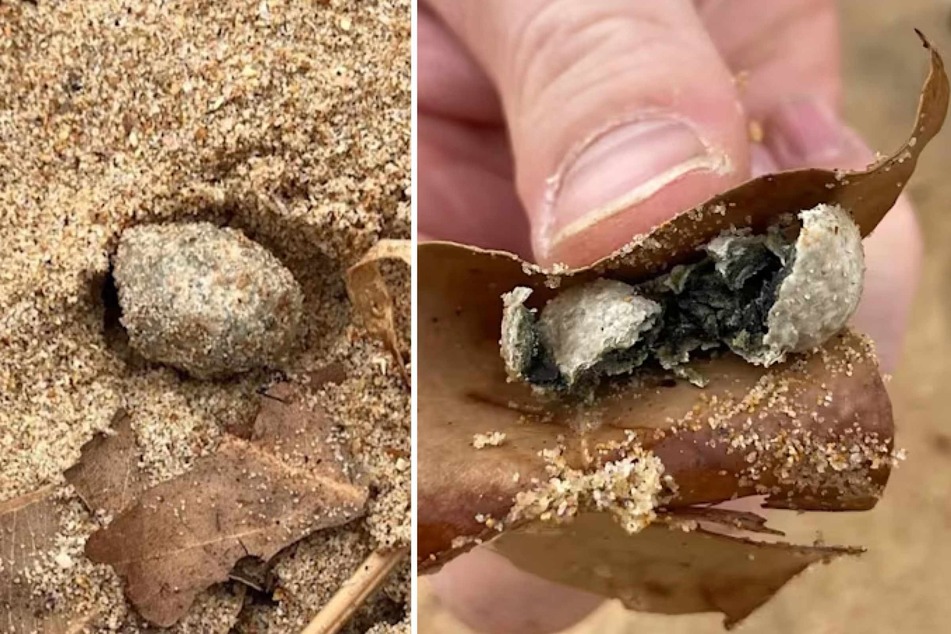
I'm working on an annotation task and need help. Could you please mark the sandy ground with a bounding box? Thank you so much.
[419,1,951,632]
[0,1,410,631]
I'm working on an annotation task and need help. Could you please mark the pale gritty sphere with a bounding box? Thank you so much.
[114,222,304,379]
[538,279,661,386]
[758,203,865,365]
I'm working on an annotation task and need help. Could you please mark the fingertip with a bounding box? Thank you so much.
[428,547,604,634]
[853,194,923,373]
[763,97,874,171]
[749,142,780,178]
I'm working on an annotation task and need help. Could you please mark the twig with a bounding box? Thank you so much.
[301,547,407,634]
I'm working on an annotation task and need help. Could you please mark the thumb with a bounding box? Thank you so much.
[427,0,750,267]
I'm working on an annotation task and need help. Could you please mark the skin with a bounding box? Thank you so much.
[419,1,923,632]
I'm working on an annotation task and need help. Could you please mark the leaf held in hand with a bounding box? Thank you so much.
[489,512,860,629]
[417,32,947,627]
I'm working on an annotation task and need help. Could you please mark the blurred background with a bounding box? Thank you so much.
[419,0,951,631]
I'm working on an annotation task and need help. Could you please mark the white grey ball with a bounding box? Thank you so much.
[114,222,304,379]
[746,203,865,365]
[538,279,661,387]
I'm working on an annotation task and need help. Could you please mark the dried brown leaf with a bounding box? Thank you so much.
[1,487,61,634]
[488,512,860,629]
[659,507,784,537]
[148,584,247,634]
[64,409,144,517]
[306,361,348,389]
[419,329,890,562]
[345,239,411,386]
[0,487,99,634]
[229,556,274,593]
[84,385,368,627]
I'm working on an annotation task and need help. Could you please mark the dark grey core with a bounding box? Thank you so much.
[512,228,797,393]
[645,230,795,370]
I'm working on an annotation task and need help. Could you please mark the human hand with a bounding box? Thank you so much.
[419,1,922,632]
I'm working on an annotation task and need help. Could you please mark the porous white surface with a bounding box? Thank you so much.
[756,203,865,365]
[537,279,661,386]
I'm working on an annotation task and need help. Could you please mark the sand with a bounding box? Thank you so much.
[419,1,951,632]
[0,0,409,632]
